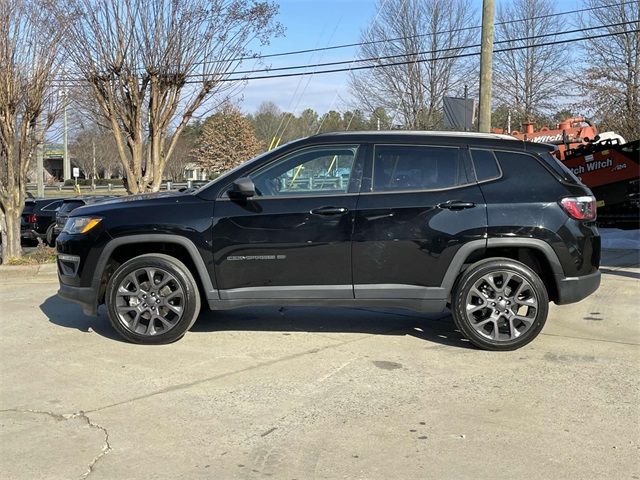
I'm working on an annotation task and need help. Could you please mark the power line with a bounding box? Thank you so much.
[209,28,640,83]
[55,24,639,85]
[58,1,636,77]
[196,20,638,77]
[165,0,640,66]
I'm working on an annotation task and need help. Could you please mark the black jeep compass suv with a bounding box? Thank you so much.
[56,132,601,350]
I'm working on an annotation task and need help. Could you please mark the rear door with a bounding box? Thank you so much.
[352,143,487,299]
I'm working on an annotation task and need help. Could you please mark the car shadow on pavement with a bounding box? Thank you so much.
[194,306,475,349]
[40,295,122,341]
[41,294,473,348]
[599,268,640,280]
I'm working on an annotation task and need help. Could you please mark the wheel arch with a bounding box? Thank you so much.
[94,234,217,305]
[443,238,563,302]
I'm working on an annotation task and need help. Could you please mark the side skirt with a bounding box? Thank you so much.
[207,297,447,313]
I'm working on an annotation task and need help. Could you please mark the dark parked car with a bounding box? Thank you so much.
[21,198,65,246]
[53,197,116,242]
[56,131,601,350]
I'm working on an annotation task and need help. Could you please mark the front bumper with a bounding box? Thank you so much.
[57,252,98,316]
[58,282,99,316]
[555,270,601,305]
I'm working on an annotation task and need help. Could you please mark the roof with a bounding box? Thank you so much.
[314,130,519,141]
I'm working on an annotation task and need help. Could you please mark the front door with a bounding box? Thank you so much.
[212,144,364,299]
[352,143,487,300]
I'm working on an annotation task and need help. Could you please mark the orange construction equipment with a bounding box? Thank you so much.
[492,117,600,159]
[493,117,638,227]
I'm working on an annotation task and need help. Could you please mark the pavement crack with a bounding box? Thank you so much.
[540,332,640,346]
[75,411,112,479]
[0,408,67,421]
[0,408,111,479]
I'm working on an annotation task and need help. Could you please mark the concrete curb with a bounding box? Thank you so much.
[0,262,57,284]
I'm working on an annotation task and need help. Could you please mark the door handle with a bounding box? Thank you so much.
[437,200,476,210]
[310,206,349,216]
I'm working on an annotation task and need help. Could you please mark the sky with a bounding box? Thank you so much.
[49,0,585,143]
[235,0,581,115]
[237,0,379,115]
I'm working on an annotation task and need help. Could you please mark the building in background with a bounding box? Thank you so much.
[183,163,209,181]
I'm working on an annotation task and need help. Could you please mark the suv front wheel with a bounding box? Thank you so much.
[105,254,201,344]
[451,258,549,351]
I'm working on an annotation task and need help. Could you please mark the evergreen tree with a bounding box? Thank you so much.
[196,104,261,176]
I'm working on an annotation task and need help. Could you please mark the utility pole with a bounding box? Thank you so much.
[464,84,469,132]
[63,91,69,180]
[478,0,495,133]
[92,137,96,189]
[60,77,70,180]
[36,115,44,198]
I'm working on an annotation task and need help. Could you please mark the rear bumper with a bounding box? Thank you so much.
[555,270,601,305]
[58,282,98,316]
[20,228,42,240]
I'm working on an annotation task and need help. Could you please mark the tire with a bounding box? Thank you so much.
[45,223,56,247]
[105,253,201,344]
[451,258,548,351]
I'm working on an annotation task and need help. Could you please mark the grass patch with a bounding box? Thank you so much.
[5,242,57,265]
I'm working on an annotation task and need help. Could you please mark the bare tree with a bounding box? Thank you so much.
[250,101,283,149]
[48,0,281,194]
[164,122,201,181]
[349,0,476,129]
[70,127,119,179]
[0,0,64,261]
[493,0,569,124]
[577,0,639,140]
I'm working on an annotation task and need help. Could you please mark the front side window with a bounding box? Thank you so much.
[372,145,467,192]
[250,145,359,197]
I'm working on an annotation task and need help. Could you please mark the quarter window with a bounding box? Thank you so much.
[470,149,501,181]
[372,145,467,191]
[250,145,358,197]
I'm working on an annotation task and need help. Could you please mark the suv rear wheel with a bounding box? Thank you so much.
[105,254,201,344]
[45,223,56,246]
[451,258,548,351]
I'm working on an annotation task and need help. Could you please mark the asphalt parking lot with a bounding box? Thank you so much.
[1,249,638,480]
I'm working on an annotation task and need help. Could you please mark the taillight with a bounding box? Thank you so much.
[560,196,596,220]
[26,214,37,224]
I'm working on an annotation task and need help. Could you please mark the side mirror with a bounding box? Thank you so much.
[229,177,255,198]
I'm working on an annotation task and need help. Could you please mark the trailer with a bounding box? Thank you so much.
[562,139,639,227]
[493,118,639,228]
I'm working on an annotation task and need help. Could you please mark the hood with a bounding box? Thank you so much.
[69,191,197,217]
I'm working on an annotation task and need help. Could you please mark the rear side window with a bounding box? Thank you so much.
[40,200,63,212]
[372,145,468,192]
[59,201,84,214]
[470,149,501,181]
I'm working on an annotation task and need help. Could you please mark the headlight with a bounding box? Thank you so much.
[63,217,102,234]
